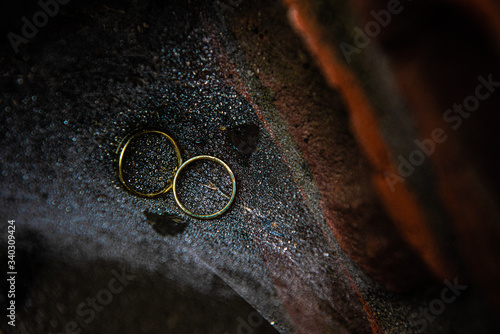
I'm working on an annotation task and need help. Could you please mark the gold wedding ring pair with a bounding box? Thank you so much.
[115,129,236,219]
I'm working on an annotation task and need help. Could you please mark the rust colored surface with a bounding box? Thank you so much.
[224,0,435,295]
[280,0,452,279]
[281,0,500,324]
[208,14,375,334]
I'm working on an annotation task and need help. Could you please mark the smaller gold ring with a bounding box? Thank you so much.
[116,130,182,198]
[173,155,236,219]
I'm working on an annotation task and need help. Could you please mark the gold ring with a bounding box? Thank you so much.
[173,155,236,219]
[116,129,182,197]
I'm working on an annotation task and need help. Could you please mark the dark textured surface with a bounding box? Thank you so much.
[0,0,286,332]
[0,236,278,334]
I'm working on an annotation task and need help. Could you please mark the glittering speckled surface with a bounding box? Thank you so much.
[0,1,289,332]
[0,1,317,332]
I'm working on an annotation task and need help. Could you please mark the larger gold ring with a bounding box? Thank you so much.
[173,155,236,219]
[116,130,182,198]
